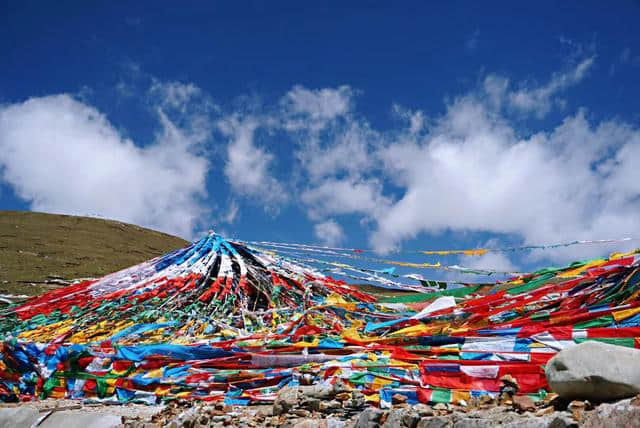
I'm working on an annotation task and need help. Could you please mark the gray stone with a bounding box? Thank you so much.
[354,408,384,428]
[331,380,350,396]
[318,400,341,412]
[402,411,420,428]
[432,403,450,412]
[416,416,451,428]
[211,414,231,423]
[502,418,548,428]
[326,418,346,428]
[0,407,40,428]
[302,397,321,412]
[545,341,640,400]
[274,386,300,415]
[382,409,405,427]
[40,410,122,428]
[548,414,578,428]
[501,413,578,428]
[292,419,327,428]
[582,397,640,428]
[452,418,494,428]
[413,404,434,418]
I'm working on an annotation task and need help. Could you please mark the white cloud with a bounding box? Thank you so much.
[298,120,377,183]
[301,177,391,221]
[272,58,640,262]
[218,115,288,208]
[484,57,595,118]
[370,97,640,259]
[461,252,518,273]
[221,200,239,224]
[0,92,211,238]
[281,85,353,132]
[313,219,345,247]
[150,80,202,112]
[5,55,635,267]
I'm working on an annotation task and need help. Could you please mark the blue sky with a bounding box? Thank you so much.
[1,1,640,278]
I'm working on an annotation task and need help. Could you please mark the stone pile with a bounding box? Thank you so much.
[126,389,640,428]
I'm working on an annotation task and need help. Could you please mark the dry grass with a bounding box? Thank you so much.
[0,211,188,295]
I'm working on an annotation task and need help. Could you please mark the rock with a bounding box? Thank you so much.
[567,400,587,422]
[414,404,434,417]
[303,384,334,399]
[345,397,366,409]
[416,416,451,428]
[256,406,274,417]
[0,407,40,428]
[581,397,640,428]
[332,380,350,396]
[292,419,327,428]
[318,400,342,412]
[393,394,408,404]
[452,418,494,428]
[211,414,231,423]
[535,407,555,417]
[382,409,406,428]
[402,411,421,428]
[501,416,550,428]
[433,403,449,411]
[567,400,590,411]
[274,386,300,415]
[300,374,314,385]
[303,397,321,412]
[500,375,519,388]
[335,392,351,401]
[512,395,536,412]
[548,414,578,428]
[353,407,384,428]
[478,395,494,406]
[545,341,640,401]
[196,415,209,426]
[292,409,311,417]
[39,410,126,428]
[326,418,345,428]
[354,408,384,428]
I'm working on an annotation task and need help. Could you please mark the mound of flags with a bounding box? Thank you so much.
[0,232,638,407]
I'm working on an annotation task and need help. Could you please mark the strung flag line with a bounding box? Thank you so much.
[238,236,639,257]
[244,243,526,276]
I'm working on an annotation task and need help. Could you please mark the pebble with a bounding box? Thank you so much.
[392,393,408,404]
[512,395,535,412]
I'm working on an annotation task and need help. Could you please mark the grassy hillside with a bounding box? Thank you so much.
[0,211,189,296]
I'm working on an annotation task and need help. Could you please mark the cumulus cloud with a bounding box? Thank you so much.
[0,90,211,238]
[301,177,391,221]
[370,100,640,257]
[265,56,639,262]
[4,54,637,266]
[313,219,345,247]
[218,115,288,208]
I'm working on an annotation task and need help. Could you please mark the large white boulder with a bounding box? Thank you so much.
[545,341,640,400]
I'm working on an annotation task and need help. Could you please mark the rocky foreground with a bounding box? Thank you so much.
[4,393,639,428]
[127,391,640,428]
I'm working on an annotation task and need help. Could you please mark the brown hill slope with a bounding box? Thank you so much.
[0,211,188,295]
